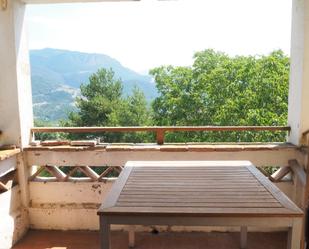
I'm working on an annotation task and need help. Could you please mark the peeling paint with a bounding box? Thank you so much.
[32,202,100,209]
[91,184,101,189]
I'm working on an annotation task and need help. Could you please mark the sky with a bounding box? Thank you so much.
[25,0,292,74]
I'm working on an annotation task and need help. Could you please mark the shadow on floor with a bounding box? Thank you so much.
[12,230,287,249]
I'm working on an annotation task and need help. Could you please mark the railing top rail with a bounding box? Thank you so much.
[31,126,291,133]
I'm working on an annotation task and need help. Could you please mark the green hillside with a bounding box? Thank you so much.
[30,48,157,122]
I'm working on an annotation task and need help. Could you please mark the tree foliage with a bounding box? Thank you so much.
[63,68,152,142]
[34,119,63,140]
[60,50,289,143]
[150,49,289,142]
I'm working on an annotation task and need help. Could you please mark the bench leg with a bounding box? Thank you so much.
[287,218,302,249]
[100,216,111,249]
[240,226,247,249]
[128,225,135,248]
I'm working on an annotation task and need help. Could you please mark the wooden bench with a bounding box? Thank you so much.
[97,161,303,249]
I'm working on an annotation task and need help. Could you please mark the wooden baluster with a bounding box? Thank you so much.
[269,166,291,182]
[156,129,165,145]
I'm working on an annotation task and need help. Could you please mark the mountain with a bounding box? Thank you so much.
[30,48,157,122]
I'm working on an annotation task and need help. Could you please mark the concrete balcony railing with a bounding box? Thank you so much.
[1,126,308,248]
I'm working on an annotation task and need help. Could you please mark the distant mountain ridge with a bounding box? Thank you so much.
[30,48,157,122]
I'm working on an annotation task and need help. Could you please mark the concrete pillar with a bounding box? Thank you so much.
[0,0,33,149]
[288,0,309,145]
[0,1,32,246]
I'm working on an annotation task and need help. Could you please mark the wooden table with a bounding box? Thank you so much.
[98,161,303,249]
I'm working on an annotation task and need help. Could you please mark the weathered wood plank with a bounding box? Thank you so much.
[70,140,97,147]
[98,161,303,218]
[100,166,133,210]
[100,206,301,217]
[0,149,20,161]
[119,193,274,198]
[41,140,70,146]
[118,198,278,203]
[121,188,268,192]
[115,202,282,208]
[247,165,303,214]
[31,126,291,133]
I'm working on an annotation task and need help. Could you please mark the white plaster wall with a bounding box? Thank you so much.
[13,1,33,149]
[0,1,32,246]
[288,0,309,145]
[0,157,16,177]
[29,181,114,230]
[0,0,33,148]
[29,181,114,204]
[0,1,21,147]
[28,180,294,232]
[0,185,29,249]
[0,155,29,247]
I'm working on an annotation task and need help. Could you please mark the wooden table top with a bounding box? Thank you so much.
[98,161,303,217]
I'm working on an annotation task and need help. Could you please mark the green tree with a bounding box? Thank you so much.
[33,119,63,140]
[107,86,153,142]
[63,68,151,142]
[150,49,289,142]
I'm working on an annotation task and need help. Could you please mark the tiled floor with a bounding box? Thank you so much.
[12,230,287,249]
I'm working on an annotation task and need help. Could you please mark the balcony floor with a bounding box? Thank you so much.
[12,230,287,249]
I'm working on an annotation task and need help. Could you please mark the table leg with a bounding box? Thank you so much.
[287,218,302,249]
[100,216,111,249]
[128,225,135,248]
[240,226,247,249]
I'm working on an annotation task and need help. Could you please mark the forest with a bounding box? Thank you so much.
[36,49,290,143]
